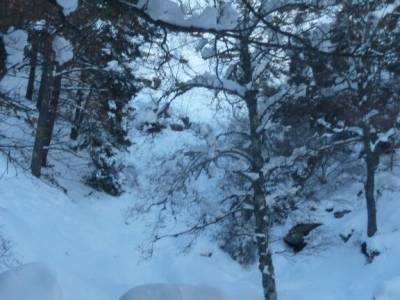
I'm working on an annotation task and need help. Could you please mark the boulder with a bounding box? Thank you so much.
[333,209,351,219]
[284,223,322,253]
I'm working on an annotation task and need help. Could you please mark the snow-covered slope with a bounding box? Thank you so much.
[0,151,261,300]
[1,135,400,300]
[119,283,230,300]
[0,263,62,300]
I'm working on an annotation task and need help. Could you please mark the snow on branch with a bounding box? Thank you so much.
[118,0,238,32]
[186,73,247,97]
[56,0,78,16]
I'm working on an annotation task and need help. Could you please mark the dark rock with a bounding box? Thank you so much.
[339,229,354,242]
[181,116,191,129]
[325,207,334,212]
[361,242,380,263]
[144,122,166,134]
[170,123,185,131]
[284,223,322,253]
[334,209,352,219]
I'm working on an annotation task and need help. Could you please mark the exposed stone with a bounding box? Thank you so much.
[339,229,354,243]
[170,123,185,131]
[334,209,352,219]
[284,223,322,253]
[361,242,380,263]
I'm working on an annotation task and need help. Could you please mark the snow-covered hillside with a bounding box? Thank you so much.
[0,131,400,300]
[1,1,400,299]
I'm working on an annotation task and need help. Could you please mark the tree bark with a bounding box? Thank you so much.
[41,67,62,166]
[70,87,91,141]
[363,127,378,237]
[239,33,277,300]
[26,32,39,100]
[0,36,6,80]
[247,91,277,300]
[31,33,55,177]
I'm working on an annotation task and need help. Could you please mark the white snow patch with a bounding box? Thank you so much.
[132,0,238,30]
[0,263,63,300]
[4,29,28,67]
[375,277,400,300]
[56,0,78,15]
[52,36,73,66]
[120,283,230,300]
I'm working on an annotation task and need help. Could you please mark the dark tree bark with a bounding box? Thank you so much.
[70,87,91,141]
[31,33,55,177]
[26,32,39,100]
[247,91,277,300]
[240,35,277,300]
[0,36,6,80]
[363,126,378,237]
[41,68,62,166]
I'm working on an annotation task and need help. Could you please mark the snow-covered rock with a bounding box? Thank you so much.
[119,283,230,300]
[52,36,73,66]
[0,263,63,300]
[56,0,78,15]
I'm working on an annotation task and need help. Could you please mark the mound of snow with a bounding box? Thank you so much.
[375,277,400,300]
[0,263,63,300]
[120,283,230,300]
[56,0,78,15]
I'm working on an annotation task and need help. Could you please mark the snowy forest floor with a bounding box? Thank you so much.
[0,122,400,300]
[1,26,400,300]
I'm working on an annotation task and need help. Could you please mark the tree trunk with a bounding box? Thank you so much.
[247,91,277,300]
[41,68,62,166]
[363,127,378,237]
[31,33,55,178]
[70,87,91,141]
[239,32,277,300]
[26,32,39,100]
[0,36,6,80]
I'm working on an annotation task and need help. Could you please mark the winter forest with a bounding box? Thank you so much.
[0,0,400,299]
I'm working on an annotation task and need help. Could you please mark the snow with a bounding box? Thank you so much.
[0,151,257,300]
[189,73,246,97]
[126,0,238,30]
[0,124,400,300]
[120,283,230,300]
[3,29,28,67]
[105,60,124,73]
[371,128,396,152]
[1,11,400,299]
[375,277,400,300]
[0,263,63,300]
[52,36,74,66]
[56,0,78,16]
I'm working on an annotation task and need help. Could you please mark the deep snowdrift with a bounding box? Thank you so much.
[0,263,62,300]
[120,283,230,300]
[1,141,400,300]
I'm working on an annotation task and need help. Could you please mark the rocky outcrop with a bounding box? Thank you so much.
[284,223,322,253]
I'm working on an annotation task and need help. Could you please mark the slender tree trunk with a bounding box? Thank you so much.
[41,68,62,166]
[70,88,91,141]
[363,127,378,237]
[247,91,277,300]
[36,57,47,110]
[26,33,39,100]
[0,36,6,80]
[31,33,55,177]
[239,33,277,300]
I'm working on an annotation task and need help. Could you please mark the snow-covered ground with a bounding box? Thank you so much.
[1,21,400,300]
[0,129,400,299]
